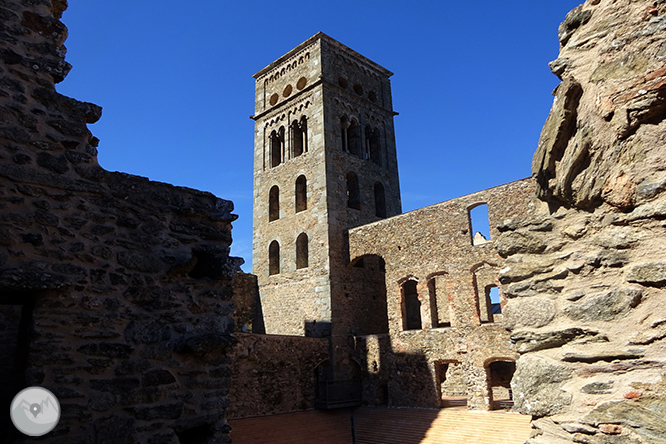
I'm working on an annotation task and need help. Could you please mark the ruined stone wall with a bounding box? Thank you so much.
[227,333,328,419]
[348,178,536,410]
[0,1,242,442]
[497,1,666,442]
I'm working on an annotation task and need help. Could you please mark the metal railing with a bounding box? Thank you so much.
[315,378,362,409]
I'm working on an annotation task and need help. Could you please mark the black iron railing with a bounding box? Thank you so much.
[315,378,362,409]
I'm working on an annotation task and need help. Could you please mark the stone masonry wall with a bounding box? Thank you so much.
[0,1,242,442]
[252,38,333,337]
[348,178,536,410]
[227,333,328,419]
[496,1,666,443]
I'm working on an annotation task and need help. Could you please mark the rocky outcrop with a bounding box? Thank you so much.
[499,1,666,443]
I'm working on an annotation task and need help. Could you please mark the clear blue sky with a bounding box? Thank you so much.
[57,1,582,271]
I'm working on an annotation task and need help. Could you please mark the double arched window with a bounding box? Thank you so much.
[267,234,309,275]
[269,117,307,168]
[290,117,308,158]
[341,115,383,164]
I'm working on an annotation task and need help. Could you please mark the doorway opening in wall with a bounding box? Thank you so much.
[487,360,516,410]
[469,203,491,246]
[435,360,467,408]
[0,292,35,443]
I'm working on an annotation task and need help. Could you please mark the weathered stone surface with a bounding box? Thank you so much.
[626,261,666,286]
[564,288,642,322]
[503,297,556,331]
[582,401,666,443]
[592,226,639,249]
[558,6,593,45]
[581,382,614,395]
[142,369,176,387]
[94,415,135,444]
[561,349,645,363]
[495,231,547,257]
[531,77,584,205]
[511,328,604,354]
[512,355,573,417]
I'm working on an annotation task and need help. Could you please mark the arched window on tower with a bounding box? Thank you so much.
[348,119,362,158]
[402,280,422,330]
[296,233,308,269]
[270,127,284,167]
[374,182,386,218]
[269,241,280,275]
[291,117,307,158]
[366,127,382,165]
[295,175,307,213]
[346,172,360,210]
[269,185,279,221]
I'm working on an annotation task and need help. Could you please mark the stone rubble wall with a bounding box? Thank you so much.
[497,1,666,443]
[348,178,537,410]
[0,1,243,442]
[227,333,328,419]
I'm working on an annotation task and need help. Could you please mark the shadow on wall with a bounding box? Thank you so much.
[390,352,438,408]
[347,255,389,335]
[0,291,36,443]
[305,320,332,338]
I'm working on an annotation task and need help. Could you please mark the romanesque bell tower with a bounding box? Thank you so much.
[252,33,401,342]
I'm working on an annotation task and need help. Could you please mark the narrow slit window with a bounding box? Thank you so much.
[269,241,280,275]
[296,233,308,269]
[269,185,279,221]
[295,175,307,213]
[374,182,386,218]
[346,172,360,210]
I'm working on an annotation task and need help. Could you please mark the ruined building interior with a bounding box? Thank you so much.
[1,0,665,443]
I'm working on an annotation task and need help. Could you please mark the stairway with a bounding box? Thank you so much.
[228,406,533,444]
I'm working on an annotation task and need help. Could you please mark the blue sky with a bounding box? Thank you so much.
[57,1,582,271]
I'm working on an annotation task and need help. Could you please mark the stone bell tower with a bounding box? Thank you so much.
[251,32,401,344]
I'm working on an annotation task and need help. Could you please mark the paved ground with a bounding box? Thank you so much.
[228,406,533,444]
